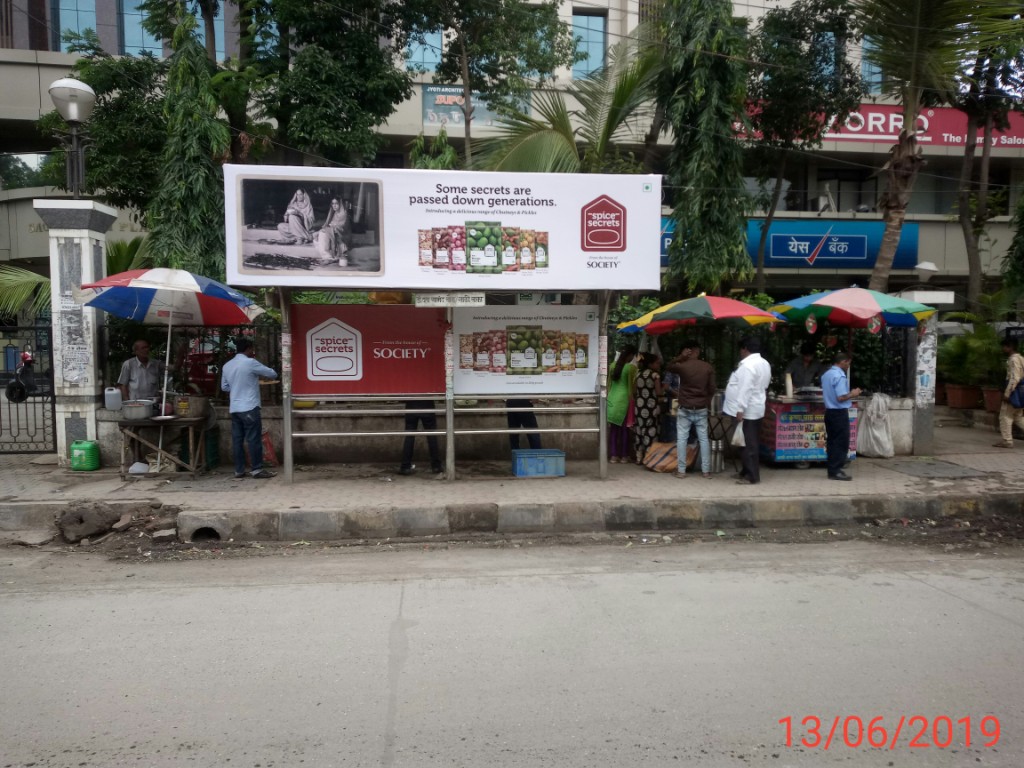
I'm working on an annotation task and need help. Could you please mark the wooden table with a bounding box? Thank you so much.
[119,416,209,479]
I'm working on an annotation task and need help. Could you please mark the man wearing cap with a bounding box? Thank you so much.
[821,352,862,481]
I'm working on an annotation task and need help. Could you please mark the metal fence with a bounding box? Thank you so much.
[0,326,55,453]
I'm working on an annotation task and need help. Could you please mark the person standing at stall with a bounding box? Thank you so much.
[606,345,638,463]
[994,338,1024,448]
[666,340,716,479]
[821,352,861,481]
[785,341,825,389]
[221,338,278,479]
[117,340,164,403]
[399,400,443,475]
[723,337,771,485]
[507,399,542,450]
[632,352,664,464]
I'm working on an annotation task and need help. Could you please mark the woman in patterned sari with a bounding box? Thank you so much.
[277,189,315,244]
[314,198,352,266]
[633,352,664,464]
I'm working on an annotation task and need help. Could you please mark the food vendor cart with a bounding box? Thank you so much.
[760,389,859,463]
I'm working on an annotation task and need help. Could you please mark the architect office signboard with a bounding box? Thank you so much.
[224,165,661,290]
[452,306,599,395]
[290,305,447,396]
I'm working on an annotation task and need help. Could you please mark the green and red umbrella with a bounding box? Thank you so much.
[617,294,782,335]
[770,287,936,329]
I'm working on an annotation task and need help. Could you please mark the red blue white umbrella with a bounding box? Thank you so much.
[80,268,264,422]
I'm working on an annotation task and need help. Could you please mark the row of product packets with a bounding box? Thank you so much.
[458,327,589,375]
[418,223,550,273]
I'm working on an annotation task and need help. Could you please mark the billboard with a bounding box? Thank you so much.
[421,85,502,131]
[744,220,919,270]
[224,166,662,290]
[824,104,1024,148]
[452,306,599,396]
[290,305,447,396]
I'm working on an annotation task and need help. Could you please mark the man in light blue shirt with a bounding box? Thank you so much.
[820,352,862,481]
[221,338,278,479]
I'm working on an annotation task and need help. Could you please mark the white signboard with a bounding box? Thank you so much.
[224,166,661,290]
[452,306,599,395]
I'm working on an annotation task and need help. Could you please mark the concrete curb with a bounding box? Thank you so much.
[174,493,1024,543]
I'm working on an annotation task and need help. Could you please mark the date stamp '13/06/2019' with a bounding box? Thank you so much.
[779,715,1001,750]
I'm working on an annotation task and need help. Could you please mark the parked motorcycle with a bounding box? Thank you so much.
[5,351,37,403]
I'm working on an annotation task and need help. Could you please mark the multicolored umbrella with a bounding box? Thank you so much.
[617,294,782,335]
[770,287,936,329]
[81,268,264,416]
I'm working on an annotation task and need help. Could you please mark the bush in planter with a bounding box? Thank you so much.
[938,334,982,408]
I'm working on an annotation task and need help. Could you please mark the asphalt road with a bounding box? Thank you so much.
[1,541,1022,767]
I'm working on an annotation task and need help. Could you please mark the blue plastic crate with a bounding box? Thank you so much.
[511,449,566,477]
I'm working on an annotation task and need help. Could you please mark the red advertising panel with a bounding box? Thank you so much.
[290,305,447,395]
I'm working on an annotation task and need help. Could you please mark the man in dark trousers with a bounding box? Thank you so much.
[821,352,862,481]
[507,398,542,450]
[722,337,771,485]
[399,400,443,475]
[221,338,278,479]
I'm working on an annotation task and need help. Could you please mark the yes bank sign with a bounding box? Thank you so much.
[291,305,447,395]
[659,217,918,270]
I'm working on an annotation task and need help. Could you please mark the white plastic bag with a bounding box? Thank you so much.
[731,422,746,447]
[856,393,894,458]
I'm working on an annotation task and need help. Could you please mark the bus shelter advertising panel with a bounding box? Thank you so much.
[452,306,599,396]
[290,305,447,396]
[225,166,662,291]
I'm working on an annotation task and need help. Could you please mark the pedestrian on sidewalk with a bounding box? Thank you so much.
[607,344,638,463]
[507,399,542,450]
[632,352,664,464]
[666,339,715,479]
[221,338,278,479]
[821,352,862,481]
[994,337,1024,448]
[723,337,771,485]
[399,400,443,475]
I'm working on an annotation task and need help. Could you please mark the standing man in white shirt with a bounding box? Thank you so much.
[221,338,278,479]
[723,337,772,485]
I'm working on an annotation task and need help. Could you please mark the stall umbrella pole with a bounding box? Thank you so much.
[154,308,175,473]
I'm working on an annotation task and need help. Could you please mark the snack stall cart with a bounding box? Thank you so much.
[760,389,859,464]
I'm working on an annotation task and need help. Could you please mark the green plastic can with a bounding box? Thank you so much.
[70,440,100,471]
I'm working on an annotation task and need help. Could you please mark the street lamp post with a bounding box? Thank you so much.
[47,78,96,199]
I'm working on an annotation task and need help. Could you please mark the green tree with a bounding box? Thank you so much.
[954,33,1024,304]
[473,36,660,174]
[854,0,1020,292]
[145,14,230,277]
[657,0,750,293]
[0,154,45,190]
[421,0,580,165]
[747,0,864,294]
[410,127,462,170]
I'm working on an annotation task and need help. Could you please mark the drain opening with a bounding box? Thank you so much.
[190,527,222,543]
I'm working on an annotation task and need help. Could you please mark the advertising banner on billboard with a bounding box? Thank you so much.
[743,219,919,270]
[224,165,661,290]
[421,85,503,131]
[290,305,447,396]
[452,306,599,395]
[824,103,1024,148]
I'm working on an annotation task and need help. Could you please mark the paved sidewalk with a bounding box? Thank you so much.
[2,421,1023,542]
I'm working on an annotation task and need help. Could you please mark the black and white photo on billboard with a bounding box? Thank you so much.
[234,176,384,276]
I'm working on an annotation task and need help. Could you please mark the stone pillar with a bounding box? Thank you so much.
[32,200,117,465]
[912,314,938,455]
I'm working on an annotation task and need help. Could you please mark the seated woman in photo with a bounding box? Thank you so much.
[315,198,352,266]
[276,189,315,244]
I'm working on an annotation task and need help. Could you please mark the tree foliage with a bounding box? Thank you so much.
[853,0,1022,292]
[747,0,864,293]
[474,36,659,174]
[656,0,751,293]
[0,155,45,190]
[145,14,230,277]
[410,127,462,170]
[419,0,580,164]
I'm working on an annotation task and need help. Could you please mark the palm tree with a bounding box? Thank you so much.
[854,0,1020,292]
[0,236,152,319]
[472,36,661,173]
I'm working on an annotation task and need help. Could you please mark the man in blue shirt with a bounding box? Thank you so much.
[821,352,862,481]
[221,338,278,479]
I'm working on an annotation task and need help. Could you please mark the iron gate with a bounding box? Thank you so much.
[1,326,56,453]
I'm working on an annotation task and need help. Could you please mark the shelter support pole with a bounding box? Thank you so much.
[281,288,294,483]
[445,307,455,480]
[33,200,117,465]
[911,315,937,455]
[599,291,610,479]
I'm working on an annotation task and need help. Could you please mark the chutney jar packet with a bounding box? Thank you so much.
[466,221,501,273]
[459,335,475,370]
[418,229,434,267]
[501,227,520,272]
[432,227,451,270]
[449,224,467,271]
[541,329,561,373]
[535,231,549,269]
